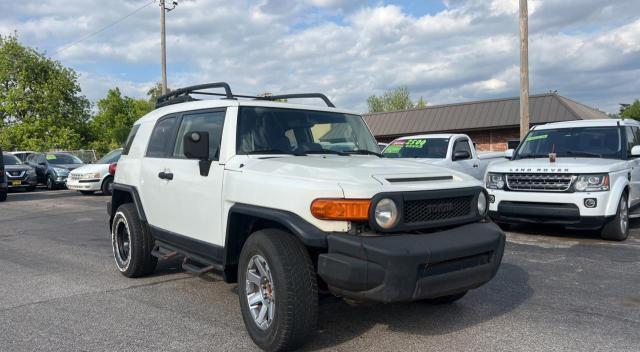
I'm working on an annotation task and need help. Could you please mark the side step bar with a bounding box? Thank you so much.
[182,257,224,276]
[151,245,179,260]
[151,241,225,277]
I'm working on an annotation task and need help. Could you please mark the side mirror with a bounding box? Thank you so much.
[183,131,212,176]
[504,149,514,159]
[453,150,470,161]
[631,145,640,157]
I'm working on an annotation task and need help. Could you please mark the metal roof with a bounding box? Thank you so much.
[363,93,609,138]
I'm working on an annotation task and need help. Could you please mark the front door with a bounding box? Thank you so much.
[139,109,227,247]
[452,138,480,178]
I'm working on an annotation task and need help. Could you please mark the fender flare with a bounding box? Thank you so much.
[109,183,147,223]
[605,177,629,216]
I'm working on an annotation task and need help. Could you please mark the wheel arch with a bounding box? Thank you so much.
[606,176,630,216]
[223,204,328,283]
[109,183,147,229]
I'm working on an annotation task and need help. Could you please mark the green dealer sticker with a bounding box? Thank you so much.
[525,134,548,142]
[46,154,57,160]
[404,139,426,148]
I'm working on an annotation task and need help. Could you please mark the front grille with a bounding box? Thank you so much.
[6,171,26,179]
[506,173,574,192]
[69,174,82,181]
[404,196,473,223]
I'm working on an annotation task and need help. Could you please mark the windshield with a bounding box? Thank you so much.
[383,138,449,158]
[46,153,84,165]
[3,153,23,165]
[236,107,379,155]
[515,127,624,160]
[96,149,122,164]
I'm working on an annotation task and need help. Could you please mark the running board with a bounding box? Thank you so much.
[182,257,223,276]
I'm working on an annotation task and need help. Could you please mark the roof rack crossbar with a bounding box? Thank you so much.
[156,82,233,108]
[259,93,335,108]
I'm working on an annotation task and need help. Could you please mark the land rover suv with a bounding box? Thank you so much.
[107,83,505,351]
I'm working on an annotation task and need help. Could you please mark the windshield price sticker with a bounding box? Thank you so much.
[404,139,426,148]
[525,134,548,142]
[46,154,57,160]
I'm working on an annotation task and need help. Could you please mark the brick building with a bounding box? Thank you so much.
[363,93,608,151]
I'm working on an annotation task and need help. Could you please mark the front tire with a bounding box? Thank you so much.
[46,175,56,190]
[111,203,157,277]
[238,229,318,352]
[601,194,629,241]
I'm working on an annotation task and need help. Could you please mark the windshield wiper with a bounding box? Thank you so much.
[565,151,602,158]
[305,149,349,156]
[247,149,306,156]
[516,154,548,159]
[345,149,383,158]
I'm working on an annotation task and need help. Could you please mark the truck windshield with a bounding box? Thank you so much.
[236,107,380,155]
[382,138,449,158]
[515,127,624,160]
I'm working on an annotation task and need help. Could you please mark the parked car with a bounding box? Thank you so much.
[0,147,6,202]
[2,152,37,192]
[67,148,122,195]
[27,152,84,190]
[486,118,640,241]
[10,151,35,162]
[382,134,506,179]
[107,83,505,351]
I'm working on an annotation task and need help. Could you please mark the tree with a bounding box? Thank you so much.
[620,100,640,120]
[367,86,427,113]
[88,88,154,155]
[0,34,90,151]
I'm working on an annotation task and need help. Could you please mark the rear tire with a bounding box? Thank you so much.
[101,176,114,196]
[601,194,629,241]
[111,203,157,277]
[238,229,318,352]
[424,291,468,304]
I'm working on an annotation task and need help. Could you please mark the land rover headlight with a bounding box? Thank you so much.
[486,173,505,190]
[374,198,399,229]
[477,191,488,217]
[573,174,609,192]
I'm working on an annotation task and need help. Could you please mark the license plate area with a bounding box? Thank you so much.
[11,180,21,186]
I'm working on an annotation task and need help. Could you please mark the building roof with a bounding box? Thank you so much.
[362,93,609,138]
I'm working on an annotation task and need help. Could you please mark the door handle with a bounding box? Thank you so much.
[473,164,479,168]
[158,171,174,180]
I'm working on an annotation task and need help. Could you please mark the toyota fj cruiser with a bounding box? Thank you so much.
[107,83,505,351]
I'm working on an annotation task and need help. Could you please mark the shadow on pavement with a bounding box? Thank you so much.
[3,189,86,203]
[303,263,532,351]
[503,219,640,242]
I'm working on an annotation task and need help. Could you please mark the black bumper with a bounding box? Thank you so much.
[490,201,608,228]
[317,222,505,303]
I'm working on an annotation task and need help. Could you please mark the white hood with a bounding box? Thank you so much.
[488,157,628,174]
[69,163,109,176]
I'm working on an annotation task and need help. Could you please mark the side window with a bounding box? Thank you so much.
[453,139,472,160]
[37,154,45,164]
[147,117,178,158]
[122,124,140,155]
[173,110,226,160]
[625,127,637,153]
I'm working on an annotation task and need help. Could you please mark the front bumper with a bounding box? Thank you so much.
[66,178,101,191]
[317,221,505,303]
[6,176,37,189]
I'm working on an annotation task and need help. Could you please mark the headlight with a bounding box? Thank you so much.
[81,172,101,179]
[486,173,505,189]
[477,191,488,216]
[573,174,609,192]
[374,198,399,229]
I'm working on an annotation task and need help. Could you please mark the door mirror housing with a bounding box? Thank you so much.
[504,149,515,159]
[453,150,470,161]
[631,145,640,157]
[183,131,212,176]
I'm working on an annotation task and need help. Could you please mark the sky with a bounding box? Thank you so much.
[1,0,639,113]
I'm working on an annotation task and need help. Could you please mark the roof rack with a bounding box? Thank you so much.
[155,82,335,109]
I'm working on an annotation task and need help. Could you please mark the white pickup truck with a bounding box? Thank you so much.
[486,118,640,241]
[382,134,506,179]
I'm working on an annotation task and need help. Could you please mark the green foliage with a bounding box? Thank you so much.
[620,100,640,120]
[88,88,154,155]
[0,34,91,151]
[367,86,427,113]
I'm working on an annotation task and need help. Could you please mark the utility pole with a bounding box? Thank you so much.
[160,0,177,95]
[519,0,530,140]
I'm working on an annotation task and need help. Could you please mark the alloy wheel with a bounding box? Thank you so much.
[245,254,275,330]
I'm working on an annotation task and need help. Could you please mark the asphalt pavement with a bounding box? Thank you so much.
[0,189,639,351]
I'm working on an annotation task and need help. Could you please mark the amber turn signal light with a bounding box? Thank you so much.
[310,199,371,221]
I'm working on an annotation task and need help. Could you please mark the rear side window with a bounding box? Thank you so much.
[172,110,226,160]
[146,117,178,158]
[122,124,140,155]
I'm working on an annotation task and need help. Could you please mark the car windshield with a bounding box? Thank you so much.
[515,127,624,160]
[383,138,449,158]
[46,153,83,164]
[96,149,122,164]
[236,107,379,155]
[3,153,23,165]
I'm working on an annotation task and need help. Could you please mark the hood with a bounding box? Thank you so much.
[488,157,628,174]
[227,155,481,198]
[51,164,83,171]
[69,163,108,175]
[5,164,33,173]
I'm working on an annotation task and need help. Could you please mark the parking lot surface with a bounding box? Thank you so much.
[1,190,639,351]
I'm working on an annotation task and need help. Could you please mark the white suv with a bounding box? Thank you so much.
[107,83,505,351]
[486,119,640,241]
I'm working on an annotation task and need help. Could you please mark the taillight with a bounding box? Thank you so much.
[108,163,117,176]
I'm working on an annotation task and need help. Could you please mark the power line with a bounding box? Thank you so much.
[53,0,155,56]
